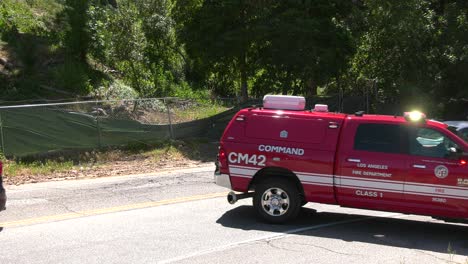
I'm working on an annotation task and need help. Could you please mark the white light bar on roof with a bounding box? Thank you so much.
[314,104,329,112]
[263,95,306,111]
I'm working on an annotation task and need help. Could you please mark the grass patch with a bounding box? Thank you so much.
[144,140,202,161]
[173,103,230,121]
[4,160,74,177]
[147,145,184,160]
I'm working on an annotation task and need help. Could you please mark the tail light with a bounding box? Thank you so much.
[218,147,228,173]
[0,161,3,175]
[461,159,467,166]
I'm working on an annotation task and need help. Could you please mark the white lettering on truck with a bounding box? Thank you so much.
[355,190,384,198]
[228,152,266,166]
[258,145,304,156]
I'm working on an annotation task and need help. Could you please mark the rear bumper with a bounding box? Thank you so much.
[214,172,232,189]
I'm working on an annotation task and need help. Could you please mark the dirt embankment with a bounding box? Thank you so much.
[4,141,218,185]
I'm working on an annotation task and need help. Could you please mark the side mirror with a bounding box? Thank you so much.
[449,147,458,154]
[447,148,464,159]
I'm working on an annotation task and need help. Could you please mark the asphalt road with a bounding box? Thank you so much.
[1,165,468,264]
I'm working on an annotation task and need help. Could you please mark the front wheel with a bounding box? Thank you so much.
[253,178,301,224]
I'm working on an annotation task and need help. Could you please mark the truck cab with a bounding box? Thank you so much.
[215,95,468,223]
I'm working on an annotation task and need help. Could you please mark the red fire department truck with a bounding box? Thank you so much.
[215,95,468,223]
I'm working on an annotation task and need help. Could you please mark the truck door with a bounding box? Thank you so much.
[403,126,468,218]
[335,122,407,211]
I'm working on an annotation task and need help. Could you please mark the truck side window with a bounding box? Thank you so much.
[354,124,402,153]
[408,127,459,158]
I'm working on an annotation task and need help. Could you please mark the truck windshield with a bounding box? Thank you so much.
[458,129,468,143]
[447,126,459,134]
[448,126,468,143]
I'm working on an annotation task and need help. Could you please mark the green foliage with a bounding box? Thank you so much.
[50,60,93,93]
[436,1,468,99]
[5,160,74,177]
[85,0,187,98]
[1,0,468,120]
[178,0,354,100]
[0,0,48,39]
[342,0,468,117]
[178,0,265,101]
[173,103,229,121]
[253,0,354,97]
[94,80,139,100]
[352,0,435,99]
[62,0,90,61]
[170,82,210,100]
[87,4,112,65]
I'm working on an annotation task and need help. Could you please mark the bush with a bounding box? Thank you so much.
[170,82,210,101]
[51,60,91,94]
[0,0,48,39]
[94,79,139,100]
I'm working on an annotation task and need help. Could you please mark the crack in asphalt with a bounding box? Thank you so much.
[363,227,465,263]
[108,184,136,201]
[50,200,83,215]
[411,248,466,264]
[271,240,365,257]
[264,232,465,263]
[263,240,303,253]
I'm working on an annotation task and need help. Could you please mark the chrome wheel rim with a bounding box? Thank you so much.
[261,187,290,216]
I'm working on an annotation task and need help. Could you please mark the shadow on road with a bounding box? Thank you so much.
[216,205,468,256]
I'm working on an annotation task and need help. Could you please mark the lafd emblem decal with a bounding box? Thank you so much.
[434,165,449,179]
[280,130,288,138]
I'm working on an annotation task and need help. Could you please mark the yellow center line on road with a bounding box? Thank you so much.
[0,192,228,228]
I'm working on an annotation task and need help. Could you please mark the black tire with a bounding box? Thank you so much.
[253,177,301,224]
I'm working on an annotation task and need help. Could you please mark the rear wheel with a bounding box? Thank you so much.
[253,178,301,224]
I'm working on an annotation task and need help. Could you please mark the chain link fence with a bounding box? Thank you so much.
[0,95,379,158]
[0,98,240,157]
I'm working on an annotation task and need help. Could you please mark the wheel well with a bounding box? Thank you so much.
[249,167,304,199]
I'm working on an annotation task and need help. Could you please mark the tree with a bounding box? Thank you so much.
[63,0,91,62]
[254,0,354,97]
[178,0,266,101]
[136,0,185,96]
[87,0,187,97]
[435,0,468,99]
[351,0,436,104]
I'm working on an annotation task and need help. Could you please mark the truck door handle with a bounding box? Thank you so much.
[348,158,361,163]
[413,164,426,169]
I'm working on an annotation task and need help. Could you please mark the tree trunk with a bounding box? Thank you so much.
[129,62,142,113]
[238,1,248,103]
[107,0,118,8]
[306,78,317,98]
[239,53,248,103]
[282,71,291,95]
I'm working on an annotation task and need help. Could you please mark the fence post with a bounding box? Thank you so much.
[0,111,5,155]
[165,98,174,139]
[96,100,102,148]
